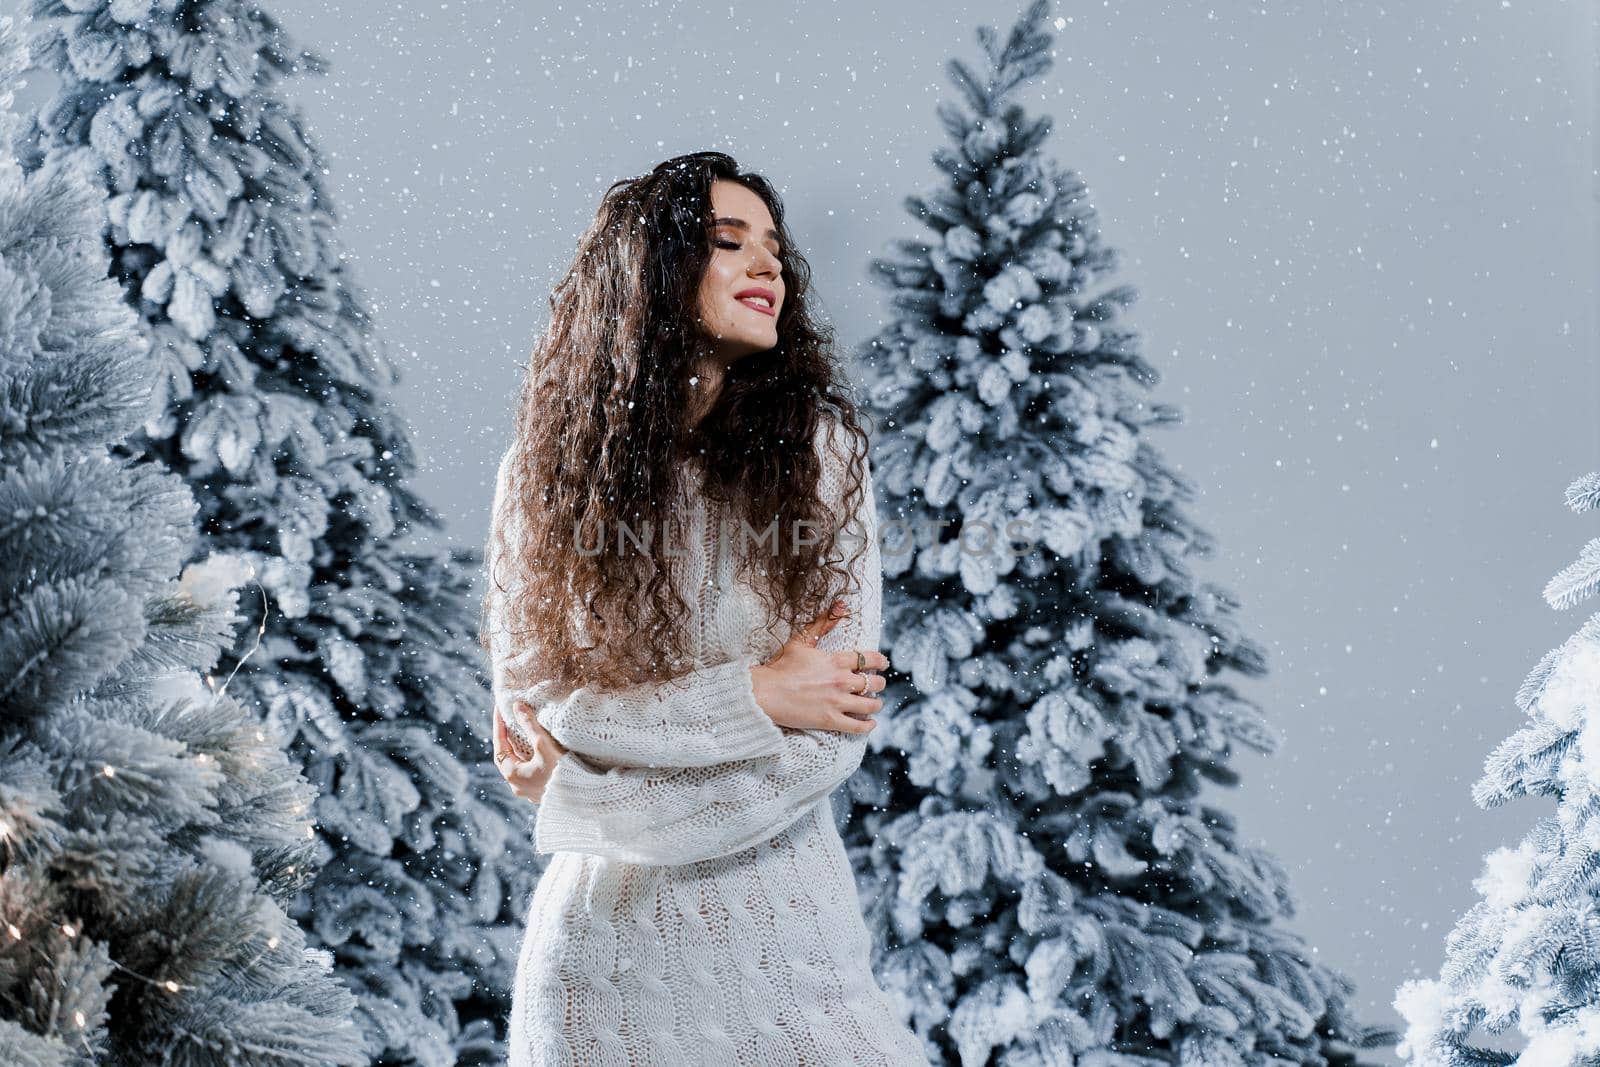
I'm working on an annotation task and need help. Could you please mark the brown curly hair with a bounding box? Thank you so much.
[479,151,871,695]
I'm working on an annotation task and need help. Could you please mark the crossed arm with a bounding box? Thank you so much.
[482,423,882,865]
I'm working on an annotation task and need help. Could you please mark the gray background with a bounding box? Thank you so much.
[51,0,1600,1054]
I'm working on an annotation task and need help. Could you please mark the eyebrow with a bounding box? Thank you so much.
[709,216,782,244]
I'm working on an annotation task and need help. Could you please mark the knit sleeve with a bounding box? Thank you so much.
[484,453,788,770]
[532,420,883,865]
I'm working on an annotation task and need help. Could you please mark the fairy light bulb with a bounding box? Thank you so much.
[101,765,115,778]
[163,980,179,993]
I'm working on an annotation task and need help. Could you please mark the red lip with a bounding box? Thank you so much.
[733,287,777,316]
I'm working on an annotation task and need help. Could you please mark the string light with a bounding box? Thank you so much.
[0,575,302,1036]
[54,577,272,798]
[232,932,283,973]
[58,768,110,800]
[5,867,325,1052]
[107,957,188,995]
[0,572,304,1036]
[2,915,286,1007]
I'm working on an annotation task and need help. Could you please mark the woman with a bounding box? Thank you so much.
[480,152,930,1066]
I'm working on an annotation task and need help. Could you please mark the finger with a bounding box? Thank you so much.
[505,771,543,801]
[492,710,509,759]
[538,731,568,761]
[515,707,552,759]
[835,670,884,695]
[832,710,878,733]
[501,724,531,764]
[507,703,538,758]
[843,692,886,717]
[524,707,556,740]
[855,672,885,695]
[832,649,890,673]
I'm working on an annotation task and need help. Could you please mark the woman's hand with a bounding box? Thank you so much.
[750,598,890,733]
[493,703,567,804]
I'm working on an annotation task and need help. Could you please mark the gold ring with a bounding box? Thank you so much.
[855,651,865,672]
[857,676,869,696]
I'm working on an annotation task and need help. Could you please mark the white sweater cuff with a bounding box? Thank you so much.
[692,657,786,761]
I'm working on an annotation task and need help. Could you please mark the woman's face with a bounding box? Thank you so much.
[694,179,785,363]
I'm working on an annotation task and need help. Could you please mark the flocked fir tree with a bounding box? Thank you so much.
[838,3,1401,1064]
[13,3,536,1064]
[0,12,365,1063]
[1394,475,1600,1067]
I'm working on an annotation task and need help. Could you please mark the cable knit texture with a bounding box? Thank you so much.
[485,419,931,1067]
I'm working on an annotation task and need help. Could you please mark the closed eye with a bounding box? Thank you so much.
[715,238,783,257]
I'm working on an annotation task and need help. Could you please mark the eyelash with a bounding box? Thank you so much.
[715,238,782,258]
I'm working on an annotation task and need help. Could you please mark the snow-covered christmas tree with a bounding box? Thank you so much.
[1394,474,1600,1067]
[839,3,1400,1064]
[12,4,536,1063]
[0,12,364,1062]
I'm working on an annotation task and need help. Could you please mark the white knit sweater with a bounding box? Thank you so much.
[485,420,931,1067]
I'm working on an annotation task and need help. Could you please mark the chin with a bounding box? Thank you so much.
[727,336,777,361]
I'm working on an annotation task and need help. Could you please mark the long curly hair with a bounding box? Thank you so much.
[479,151,871,695]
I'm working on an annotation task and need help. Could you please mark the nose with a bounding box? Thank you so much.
[750,246,781,278]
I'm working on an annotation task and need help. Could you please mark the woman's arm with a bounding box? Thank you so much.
[531,421,883,865]
[484,453,787,770]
